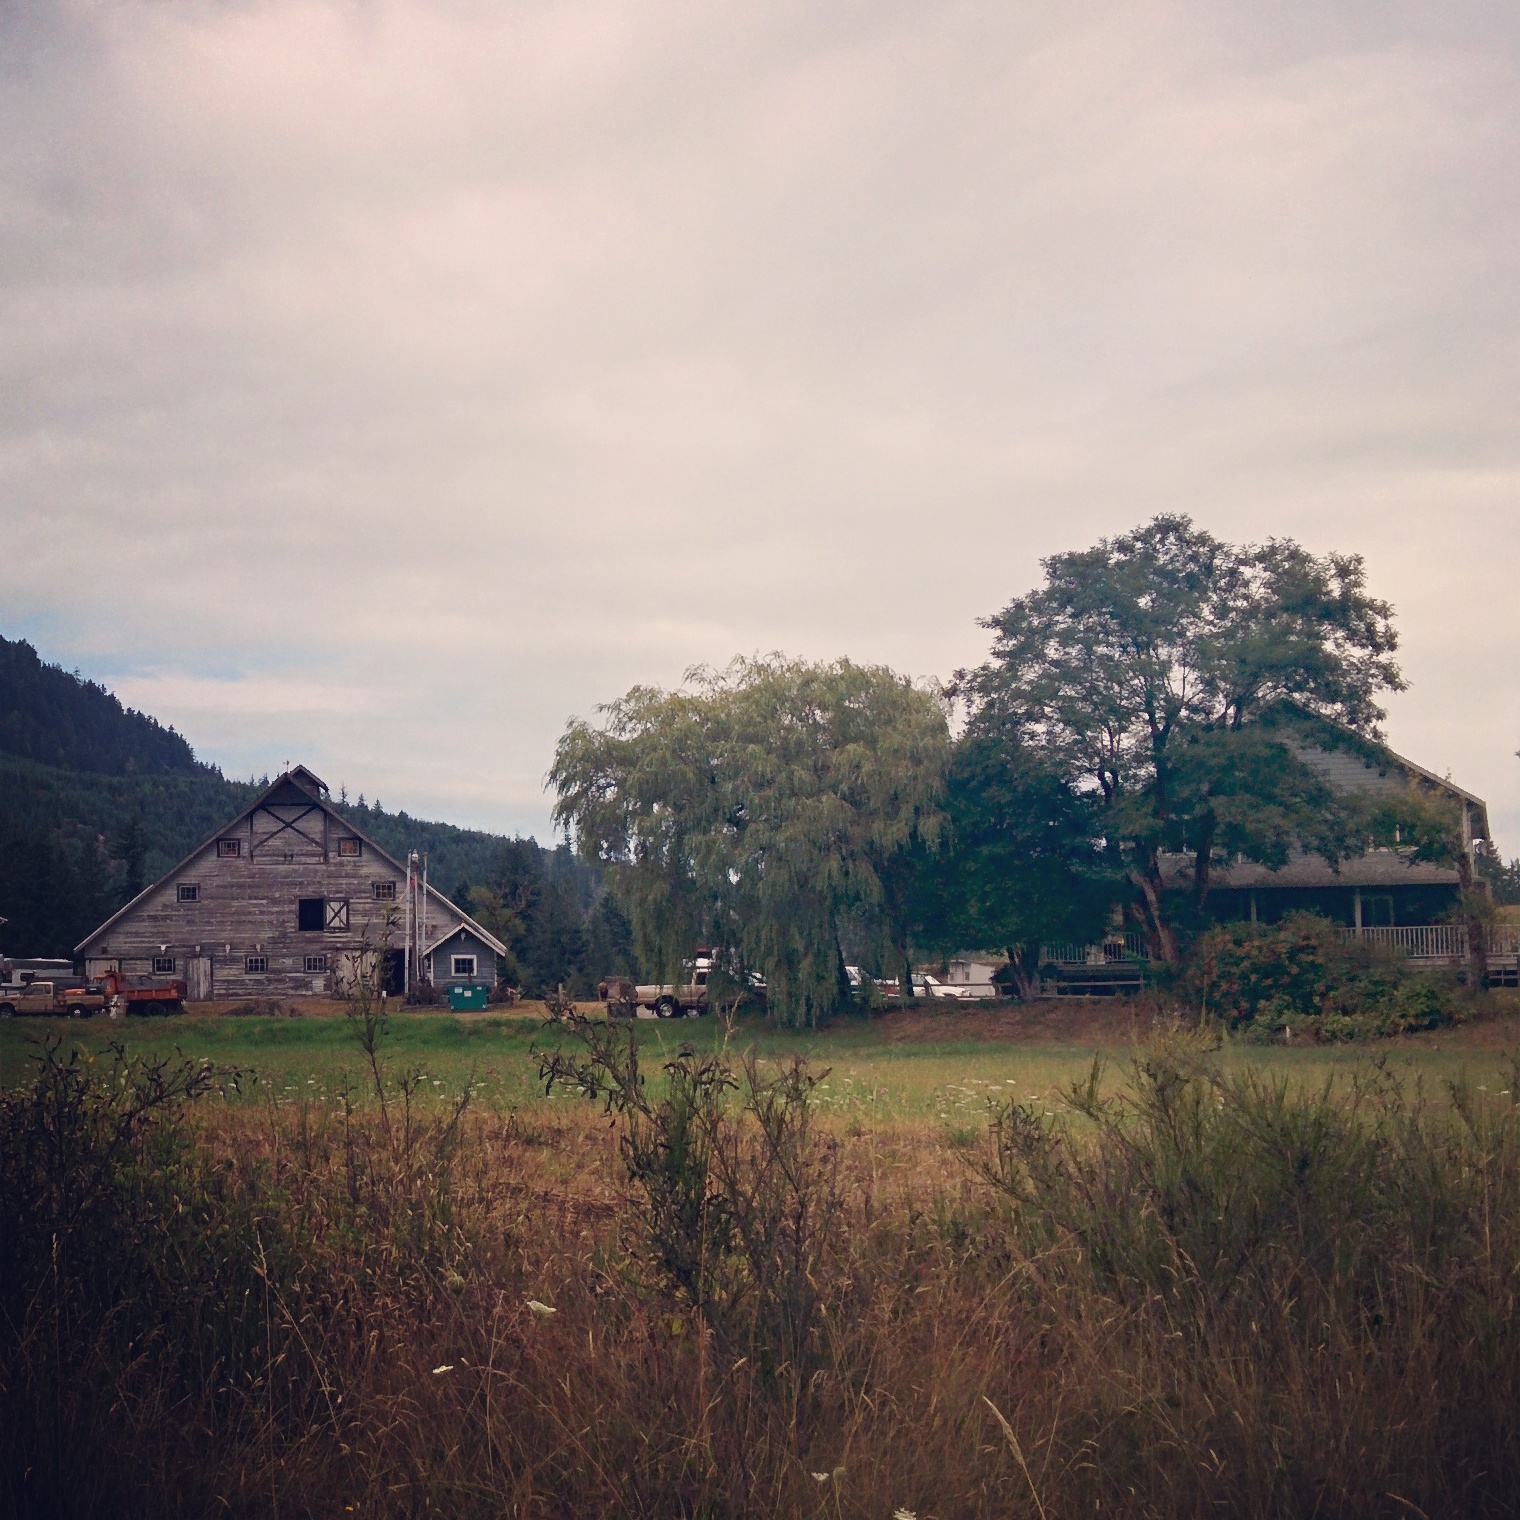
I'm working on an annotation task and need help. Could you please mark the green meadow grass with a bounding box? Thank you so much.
[4,1004,1514,1126]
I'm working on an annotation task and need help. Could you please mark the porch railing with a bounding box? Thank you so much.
[1345,924,1467,959]
[1042,924,1509,967]
[1042,933,1149,966]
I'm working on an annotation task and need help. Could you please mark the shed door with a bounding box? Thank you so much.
[186,956,214,1001]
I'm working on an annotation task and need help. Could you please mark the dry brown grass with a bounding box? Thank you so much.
[3,1026,1519,1518]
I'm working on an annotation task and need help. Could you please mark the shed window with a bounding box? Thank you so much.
[177,884,199,903]
[218,839,241,858]
[338,837,361,857]
[372,880,396,901]
[451,955,477,978]
[297,898,325,932]
[152,956,175,974]
[245,955,267,974]
[305,955,328,974]
[325,899,349,931]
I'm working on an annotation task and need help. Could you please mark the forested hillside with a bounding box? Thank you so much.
[0,636,638,989]
[0,635,209,777]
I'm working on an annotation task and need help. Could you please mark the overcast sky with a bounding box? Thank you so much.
[3,1,1518,849]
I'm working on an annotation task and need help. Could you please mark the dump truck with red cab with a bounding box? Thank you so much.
[97,967,187,1017]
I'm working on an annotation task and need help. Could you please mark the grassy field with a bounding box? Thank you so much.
[5,994,1517,1126]
[7,993,1520,1517]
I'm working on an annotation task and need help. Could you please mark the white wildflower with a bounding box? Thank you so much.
[811,1473,831,1484]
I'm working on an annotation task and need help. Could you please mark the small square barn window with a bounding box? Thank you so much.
[452,954,477,979]
[177,883,199,903]
[305,955,328,974]
[372,880,396,901]
[298,898,325,932]
[325,899,349,931]
[245,955,267,974]
[218,838,241,858]
[153,956,175,974]
[338,837,361,857]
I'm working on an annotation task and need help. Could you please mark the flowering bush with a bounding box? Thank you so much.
[1183,911,1459,1039]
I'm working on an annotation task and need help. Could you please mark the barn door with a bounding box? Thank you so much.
[186,956,214,1001]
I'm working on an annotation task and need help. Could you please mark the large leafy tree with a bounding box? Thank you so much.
[958,516,1404,965]
[910,731,1121,996]
[550,656,949,1026]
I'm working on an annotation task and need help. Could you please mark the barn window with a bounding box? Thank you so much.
[325,899,349,931]
[245,955,267,974]
[177,884,199,903]
[218,839,241,858]
[298,898,325,931]
[372,880,396,901]
[452,955,477,978]
[305,955,328,974]
[153,956,175,974]
[338,837,361,857]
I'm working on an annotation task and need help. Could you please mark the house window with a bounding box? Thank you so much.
[152,956,175,974]
[298,898,325,931]
[325,899,349,931]
[218,839,241,858]
[372,880,396,901]
[245,955,268,974]
[305,955,328,974]
[451,954,477,978]
[338,837,361,857]
[177,883,199,903]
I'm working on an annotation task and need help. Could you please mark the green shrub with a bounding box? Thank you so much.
[1183,911,1459,1039]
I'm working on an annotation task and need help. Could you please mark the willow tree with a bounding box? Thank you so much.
[550,656,949,1026]
[958,516,1404,965]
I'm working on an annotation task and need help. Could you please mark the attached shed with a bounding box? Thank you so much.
[76,766,505,1000]
[424,922,500,989]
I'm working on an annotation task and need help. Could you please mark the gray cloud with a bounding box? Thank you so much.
[2,1,1517,845]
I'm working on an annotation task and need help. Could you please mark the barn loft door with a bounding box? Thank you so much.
[250,802,327,862]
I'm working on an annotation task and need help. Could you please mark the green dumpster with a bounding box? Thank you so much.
[447,983,490,1011]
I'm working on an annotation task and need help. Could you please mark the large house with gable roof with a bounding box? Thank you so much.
[77,766,505,1000]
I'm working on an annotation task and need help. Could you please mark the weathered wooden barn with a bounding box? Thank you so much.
[77,766,505,999]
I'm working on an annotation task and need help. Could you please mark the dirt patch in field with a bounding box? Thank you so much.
[1398,996,1520,1052]
[861,999,1147,1046]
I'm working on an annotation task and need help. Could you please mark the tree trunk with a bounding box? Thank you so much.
[901,947,916,1004]
[1006,943,1041,1000]
[1133,853,1180,969]
[1191,815,1216,912]
[1455,851,1490,983]
[834,938,854,1014]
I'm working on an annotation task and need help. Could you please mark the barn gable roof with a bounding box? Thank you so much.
[76,767,507,957]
